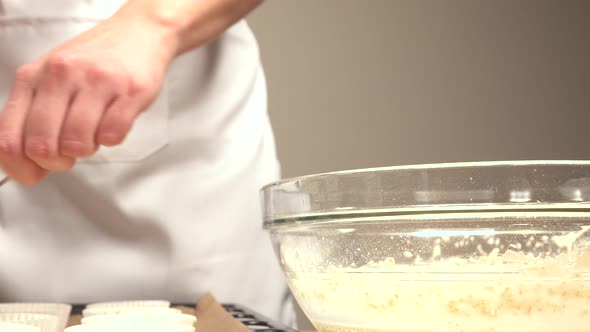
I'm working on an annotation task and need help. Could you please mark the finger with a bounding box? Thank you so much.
[95,96,143,147]
[0,65,48,184]
[59,89,110,158]
[23,57,76,171]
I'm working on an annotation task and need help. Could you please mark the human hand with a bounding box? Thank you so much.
[0,11,178,184]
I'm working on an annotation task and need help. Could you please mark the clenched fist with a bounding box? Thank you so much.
[0,0,264,185]
[0,12,177,184]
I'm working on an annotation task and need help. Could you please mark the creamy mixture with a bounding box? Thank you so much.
[283,225,590,332]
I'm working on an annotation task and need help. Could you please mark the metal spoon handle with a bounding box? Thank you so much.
[0,176,9,187]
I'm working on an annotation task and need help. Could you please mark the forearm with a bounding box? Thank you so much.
[116,0,264,57]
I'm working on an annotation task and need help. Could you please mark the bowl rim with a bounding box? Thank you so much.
[262,160,590,190]
[261,160,590,228]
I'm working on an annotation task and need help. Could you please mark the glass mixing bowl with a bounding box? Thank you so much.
[261,161,590,332]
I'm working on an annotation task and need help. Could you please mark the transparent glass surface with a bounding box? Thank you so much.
[261,161,590,332]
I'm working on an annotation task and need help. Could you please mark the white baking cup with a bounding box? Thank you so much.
[81,313,196,326]
[0,313,59,332]
[65,321,195,332]
[82,307,181,318]
[0,303,71,332]
[0,322,41,332]
[85,301,170,310]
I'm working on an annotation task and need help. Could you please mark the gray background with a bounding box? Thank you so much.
[250,0,589,179]
[249,1,589,329]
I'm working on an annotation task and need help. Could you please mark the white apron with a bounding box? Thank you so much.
[0,0,292,323]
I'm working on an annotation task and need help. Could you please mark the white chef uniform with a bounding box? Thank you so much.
[0,0,292,324]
